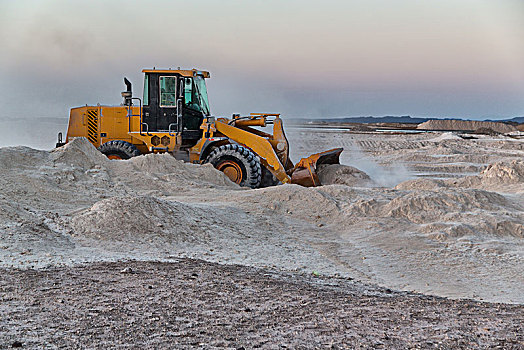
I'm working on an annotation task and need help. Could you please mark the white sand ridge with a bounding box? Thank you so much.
[1,135,523,304]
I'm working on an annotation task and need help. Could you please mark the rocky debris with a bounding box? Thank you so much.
[473,127,501,136]
[350,124,375,132]
[1,260,522,349]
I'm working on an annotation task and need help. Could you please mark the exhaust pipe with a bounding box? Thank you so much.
[122,77,132,106]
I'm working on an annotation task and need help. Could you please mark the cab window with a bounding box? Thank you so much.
[159,76,177,107]
[143,74,149,105]
[184,78,192,104]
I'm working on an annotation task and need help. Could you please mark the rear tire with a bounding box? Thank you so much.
[205,144,262,188]
[98,140,140,160]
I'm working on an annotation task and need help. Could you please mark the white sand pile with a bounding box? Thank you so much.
[396,160,524,193]
[50,137,109,168]
[2,131,524,303]
[427,132,462,142]
[0,142,108,210]
[51,138,237,190]
[71,196,212,243]
[122,153,238,190]
[237,184,343,224]
[344,187,520,228]
[0,146,49,169]
[0,138,237,210]
[418,120,516,134]
[395,178,445,190]
[444,160,524,193]
[317,164,371,186]
[383,190,521,237]
[478,160,524,184]
[383,189,510,222]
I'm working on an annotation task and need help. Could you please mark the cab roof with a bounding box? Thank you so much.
[141,68,210,78]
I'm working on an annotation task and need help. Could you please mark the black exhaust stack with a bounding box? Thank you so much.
[122,77,132,106]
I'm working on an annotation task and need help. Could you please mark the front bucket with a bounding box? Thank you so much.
[290,148,343,187]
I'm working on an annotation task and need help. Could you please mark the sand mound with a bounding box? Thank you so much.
[427,132,462,142]
[418,120,516,134]
[231,185,342,224]
[420,219,524,240]
[71,196,211,244]
[51,138,236,190]
[3,130,524,303]
[0,146,49,170]
[124,153,237,189]
[317,164,371,187]
[127,153,188,174]
[381,190,510,224]
[450,160,524,192]
[395,178,445,190]
[342,188,524,238]
[0,140,113,210]
[0,139,238,212]
[51,137,108,169]
[479,160,524,184]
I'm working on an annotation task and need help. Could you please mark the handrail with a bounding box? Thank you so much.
[176,98,183,130]
[141,122,152,136]
[168,123,177,136]
[126,97,142,133]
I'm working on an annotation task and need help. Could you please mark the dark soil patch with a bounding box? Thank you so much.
[1,259,523,349]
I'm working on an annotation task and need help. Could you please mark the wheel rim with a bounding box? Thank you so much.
[107,154,123,160]
[217,160,243,184]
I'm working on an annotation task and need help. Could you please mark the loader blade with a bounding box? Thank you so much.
[290,148,343,187]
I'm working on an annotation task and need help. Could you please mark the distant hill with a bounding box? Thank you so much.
[486,116,524,124]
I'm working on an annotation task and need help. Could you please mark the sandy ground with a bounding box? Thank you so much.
[1,260,523,349]
[1,127,524,347]
[286,129,524,304]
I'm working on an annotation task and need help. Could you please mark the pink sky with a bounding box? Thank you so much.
[1,0,523,119]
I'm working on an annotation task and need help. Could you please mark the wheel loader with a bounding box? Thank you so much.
[56,68,343,188]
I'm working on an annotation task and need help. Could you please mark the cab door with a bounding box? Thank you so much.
[158,76,179,132]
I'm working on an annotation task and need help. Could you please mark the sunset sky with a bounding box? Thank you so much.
[1,0,523,119]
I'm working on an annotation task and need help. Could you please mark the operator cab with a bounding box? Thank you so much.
[141,68,210,145]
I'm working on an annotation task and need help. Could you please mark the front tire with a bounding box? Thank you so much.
[260,166,280,187]
[205,144,262,188]
[98,140,140,160]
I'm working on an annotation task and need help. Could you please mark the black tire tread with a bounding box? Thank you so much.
[98,140,140,159]
[260,166,280,188]
[205,144,261,188]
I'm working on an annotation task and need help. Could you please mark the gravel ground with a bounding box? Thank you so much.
[1,259,523,349]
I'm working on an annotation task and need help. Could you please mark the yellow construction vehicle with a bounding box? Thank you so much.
[57,68,343,188]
